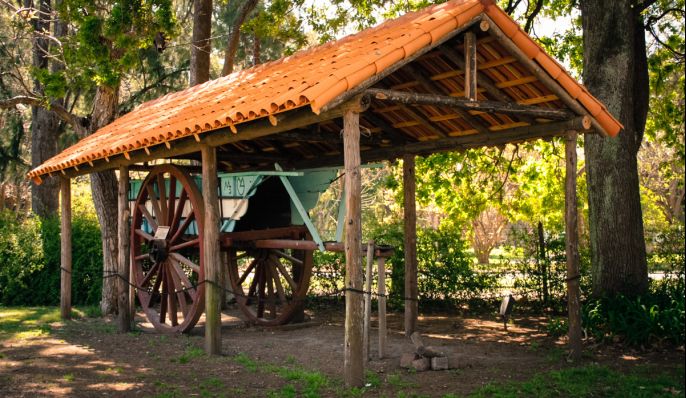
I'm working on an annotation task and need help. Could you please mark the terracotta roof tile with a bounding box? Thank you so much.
[29,0,622,181]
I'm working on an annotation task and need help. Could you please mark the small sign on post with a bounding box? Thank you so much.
[499,294,515,331]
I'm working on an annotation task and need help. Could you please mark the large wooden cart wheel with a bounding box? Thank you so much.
[131,164,205,333]
[228,239,313,326]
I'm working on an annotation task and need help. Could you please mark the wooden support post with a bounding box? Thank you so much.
[343,110,364,387]
[363,240,374,362]
[564,131,582,361]
[403,154,418,336]
[60,177,72,320]
[464,31,478,101]
[202,145,222,355]
[117,166,131,332]
[377,256,387,359]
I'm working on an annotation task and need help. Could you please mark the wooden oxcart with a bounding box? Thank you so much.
[128,163,355,333]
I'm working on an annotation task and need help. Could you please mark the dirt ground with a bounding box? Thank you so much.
[1,304,684,397]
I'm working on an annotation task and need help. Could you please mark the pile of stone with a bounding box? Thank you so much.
[399,332,452,371]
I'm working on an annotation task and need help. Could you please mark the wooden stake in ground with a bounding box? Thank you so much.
[343,110,364,387]
[363,240,374,361]
[564,131,582,361]
[60,177,72,320]
[464,31,477,101]
[403,154,418,336]
[377,256,387,359]
[202,145,222,355]
[117,166,131,332]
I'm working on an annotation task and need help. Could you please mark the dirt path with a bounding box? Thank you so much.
[1,306,683,397]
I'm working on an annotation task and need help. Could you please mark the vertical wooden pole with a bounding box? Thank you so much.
[117,166,132,332]
[464,31,478,101]
[202,145,222,355]
[60,177,72,320]
[565,131,582,361]
[363,240,374,362]
[377,256,387,359]
[343,110,364,387]
[403,154,418,337]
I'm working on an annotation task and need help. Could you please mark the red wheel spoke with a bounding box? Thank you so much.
[135,228,155,242]
[273,259,298,290]
[168,255,197,292]
[159,265,168,324]
[134,253,149,261]
[166,265,178,326]
[167,176,177,227]
[138,205,158,232]
[169,252,200,274]
[273,249,303,266]
[170,212,195,244]
[146,184,163,225]
[238,258,258,285]
[141,262,160,287]
[149,263,165,308]
[270,258,287,304]
[265,263,276,317]
[257,264,266,318]
[166,260,191,316]
[157,174,168,224]
[170,238,199,252]
[169,188,186,236]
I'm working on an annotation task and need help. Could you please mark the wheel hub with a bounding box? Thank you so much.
[149,239,169,263]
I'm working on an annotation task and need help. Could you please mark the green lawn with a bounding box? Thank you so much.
[0,305,99,341]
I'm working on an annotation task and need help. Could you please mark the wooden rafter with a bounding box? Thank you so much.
[367,88,574,120]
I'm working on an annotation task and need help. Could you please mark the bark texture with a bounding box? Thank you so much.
[581,0,649,297]
[89,86,121,315]
[190,0,213,86]
[30,0,60,218]
[221,0,258,76]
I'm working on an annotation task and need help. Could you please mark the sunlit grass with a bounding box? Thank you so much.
[0,306,99,341]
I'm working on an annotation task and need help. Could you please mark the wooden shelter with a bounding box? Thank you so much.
[29,0,621,387]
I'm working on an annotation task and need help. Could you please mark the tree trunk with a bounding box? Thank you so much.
[221,0,258,76]
[190,0,213,86]
[581,0,649,297]
[89,86,121,315]
[30,0,60,218]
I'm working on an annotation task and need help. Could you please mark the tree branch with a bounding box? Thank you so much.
[0,95,89,135]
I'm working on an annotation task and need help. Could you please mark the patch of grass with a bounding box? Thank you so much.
[0,307,62,340]
[199,376,225,398]
[233,352,258,372]
[467,365,684,397]
[63,373,75,382]
[177,346,204,364]
[365,370,381,388]
[268,383,298,398]
[387,373,415,389]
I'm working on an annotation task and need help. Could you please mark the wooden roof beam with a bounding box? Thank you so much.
[402,63,490,135]
[367,88,574,121]
[295,116,591,169]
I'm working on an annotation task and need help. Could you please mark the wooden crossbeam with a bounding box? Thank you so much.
[367,88,574,120]
[294,116,591,169]
[402,63,490,135]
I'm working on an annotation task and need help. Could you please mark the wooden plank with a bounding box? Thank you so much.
[564,131,583,361]
[60,177,72,320]
[377,256,387,359]
[482,15,607,136]
[117,166,132,332]
[201,145,222,355]
[343,110,364,388]
[367,88,574,120]
[439,45,510,102]
[403,154,418,337]
[363,240,374,362]
[464,31,478,101]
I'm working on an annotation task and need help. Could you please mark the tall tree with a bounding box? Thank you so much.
[580,0,650,296]
[29,0,61,218]
[190,0,212,85]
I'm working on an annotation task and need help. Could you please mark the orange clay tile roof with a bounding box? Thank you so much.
[28,0,622,181]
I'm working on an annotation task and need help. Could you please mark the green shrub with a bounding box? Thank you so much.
[0,210,103,306]
[582,278,685,346]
